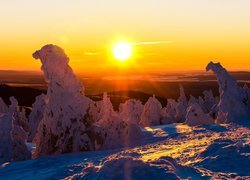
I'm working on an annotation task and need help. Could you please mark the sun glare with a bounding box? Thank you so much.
[113,42,132,62]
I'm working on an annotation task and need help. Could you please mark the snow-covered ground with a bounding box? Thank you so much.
[1,119,249,179]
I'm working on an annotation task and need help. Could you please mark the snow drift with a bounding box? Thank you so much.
[81,156,180,179]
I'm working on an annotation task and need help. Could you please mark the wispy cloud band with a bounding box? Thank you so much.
[131,41,174,45]
[84,52,102,55]
[83,41,174,56]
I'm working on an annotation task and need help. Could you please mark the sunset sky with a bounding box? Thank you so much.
[1,0,250,75]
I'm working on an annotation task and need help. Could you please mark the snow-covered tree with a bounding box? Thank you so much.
[188,95,199,106]
[161,99,177,125]
[33,45,93,157]
[206,61,249,123]
[187,90,219,119]
[243,84,250,112]
[0,97,8,115]
[175,85,188,122]
[165,99,177,117]
[91,93,142,150]
[96,92,115,124]
[140,95,162,126]
[28,94,46,142]
[178,85,188,106]
[185,103,214,126]
[161,85,188,124]
[9,96,29,133]
[202,90,217,113]
[0,112,31,163]
[119,99,143,125]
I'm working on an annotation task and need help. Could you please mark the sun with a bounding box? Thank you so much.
[113,42,132,62]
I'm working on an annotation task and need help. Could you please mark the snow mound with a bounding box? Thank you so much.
[1,121,249,179]
[80,156,179,179]
[196,139,250,177]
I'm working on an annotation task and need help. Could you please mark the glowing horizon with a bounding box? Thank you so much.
[1,0,250,74]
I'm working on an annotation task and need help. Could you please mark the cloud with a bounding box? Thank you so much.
[131,41,174,45]
[84,52,102,55]
[81,41,174,56]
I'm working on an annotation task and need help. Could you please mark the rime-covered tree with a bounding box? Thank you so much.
[206,61,249,123]
[28,94,46,142]
[119,99,143,125]
[0,111,31,163]
[140,95,162,126]
[185,103,214,126]
[175,85,188,122]
[92,93,142,149]
[33,45,93,157]
[9,97,29,133]
[0,97,8,115]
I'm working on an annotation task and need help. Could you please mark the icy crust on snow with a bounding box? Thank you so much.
[197,139,250,177]
[79,152,206,180]
[33,45,93,157]
[193,123,250,179]
[207,61,250,123]
[81,156,180,180]
[0,118,249,179]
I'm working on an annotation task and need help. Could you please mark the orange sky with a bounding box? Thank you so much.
[0,0,250,75]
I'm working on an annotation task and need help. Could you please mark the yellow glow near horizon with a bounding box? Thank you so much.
[113,42,132,62]
[1,1,250,73]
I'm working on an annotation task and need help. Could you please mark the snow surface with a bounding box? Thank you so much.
[1,120,249,179]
